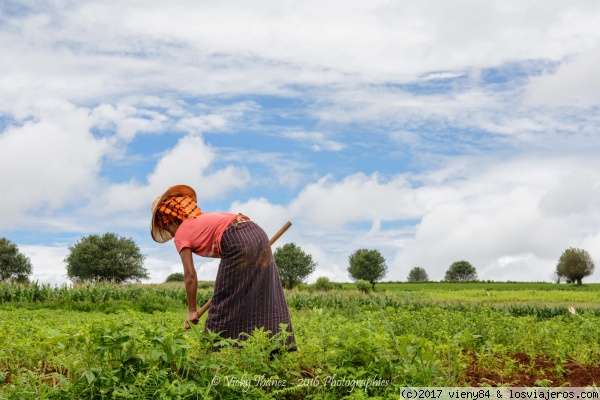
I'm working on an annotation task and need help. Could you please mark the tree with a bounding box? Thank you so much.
[65,233,149,284]
[348,249,388,290]
[444,260,477,281]
[0,238,32,283]
[274,243,317,289]
[556,247,595,285]
[165,272,184,283]
[407,266,429,282]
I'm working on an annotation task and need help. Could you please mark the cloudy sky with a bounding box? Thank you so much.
[2,0,600,285]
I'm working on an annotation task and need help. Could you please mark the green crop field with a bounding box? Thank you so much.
[1,282,599,399]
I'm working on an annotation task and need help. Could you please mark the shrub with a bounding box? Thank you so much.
[314,276,334,292]
[356,280,371,294]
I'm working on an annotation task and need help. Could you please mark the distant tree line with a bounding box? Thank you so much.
[1,233,149,285]
[1,233,596,287]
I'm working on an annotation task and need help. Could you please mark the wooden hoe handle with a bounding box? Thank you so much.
[196,220,292,318]
[269,220,292,246]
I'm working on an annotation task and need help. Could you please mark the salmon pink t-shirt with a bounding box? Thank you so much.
[174,212,248,257]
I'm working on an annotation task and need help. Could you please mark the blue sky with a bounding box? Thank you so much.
[2,0,600,284]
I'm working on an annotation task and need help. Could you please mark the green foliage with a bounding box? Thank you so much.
[0,237,32,283]
[2,293,600,397]
[64,232,149,284]
[356,279,372,294]
[136,293,181,314]
[1,282,600,397]
[556,247,595,285]
[407,266,429,282]
[347,248,388,290]
[165,272,184,282]
[273,243,317,289]
[444,260,478,281]
[313,276,334,292]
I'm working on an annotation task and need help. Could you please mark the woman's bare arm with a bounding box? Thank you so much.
[180,247,199,329]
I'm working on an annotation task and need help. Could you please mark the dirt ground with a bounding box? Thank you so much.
[464,352,600,387]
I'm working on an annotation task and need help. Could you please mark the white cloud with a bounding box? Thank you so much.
[226,155,600,283]
[539,169,600,218]
[16,152,600,285]
[228,198,290,241]
[421,72,466,81]
[527,46,600,107]
[22,245,71,286]
[3,0,600,109]
[282,131,346,152]
[0,103,108,229]
[98,133,251,216]
[3,1,600,286]
[287,173,424,229]
[91,102,169,141]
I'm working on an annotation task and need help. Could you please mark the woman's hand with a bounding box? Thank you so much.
[183,310,200,330]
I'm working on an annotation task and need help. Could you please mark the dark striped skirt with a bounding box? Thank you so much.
[205,221,296,349]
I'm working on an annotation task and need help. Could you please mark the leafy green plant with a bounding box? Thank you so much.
[2,282,600,397]
[314,276,334,292]
[356,280,371,294]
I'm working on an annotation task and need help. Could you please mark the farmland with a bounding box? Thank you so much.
[1,282,599,399]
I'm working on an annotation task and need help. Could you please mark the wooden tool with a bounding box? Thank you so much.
[196,220,292,318]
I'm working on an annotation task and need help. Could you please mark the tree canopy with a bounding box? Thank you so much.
[165,272,185,283]
[64,233,149,284]
[556,247,595,285]
[274,243,317,289]
[347,249,388,290]
[407,266,429,282]
[0,237,32,283]
[444,260,478,281]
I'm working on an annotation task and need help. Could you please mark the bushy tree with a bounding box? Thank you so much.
[356,279,371,294]
[444,260,477,281]
[274,243,317,289]
[407,266,429,282]
[0,238,32,283]
[65,233,148,284]
[348,249,388,290]
[314,276,334,292]
[556,247,595,285]
[165,272,184,283]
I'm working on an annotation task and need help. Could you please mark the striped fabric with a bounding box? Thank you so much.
[205,221,296,349]
[156,196,202,228]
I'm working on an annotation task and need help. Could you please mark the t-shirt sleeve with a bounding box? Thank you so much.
[174,227,193,253]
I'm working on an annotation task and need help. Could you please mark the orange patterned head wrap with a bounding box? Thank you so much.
[155,195,203,228]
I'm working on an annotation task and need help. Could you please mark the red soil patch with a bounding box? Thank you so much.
[465,352,600,387]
